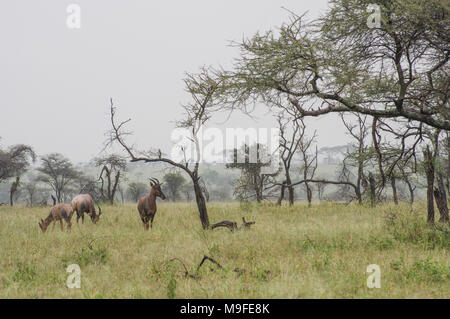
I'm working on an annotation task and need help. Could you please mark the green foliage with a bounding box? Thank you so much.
[166,271,177,299]
[12,261,37,283]
[163,172,186,201]
[63,246,109,268]
[406,258,450,283]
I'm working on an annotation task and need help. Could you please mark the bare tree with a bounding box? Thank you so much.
[276,113,303,205]
[108,69,220,229]
[94,154,127,204]
[298,127,317,207]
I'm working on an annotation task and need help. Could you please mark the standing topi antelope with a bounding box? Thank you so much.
[137,178,166,230]
[38,203,73,233]
[71,194,102,224]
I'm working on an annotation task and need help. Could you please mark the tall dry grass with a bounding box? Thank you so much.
[0,201,448,298]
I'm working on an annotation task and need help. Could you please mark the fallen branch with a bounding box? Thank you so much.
[211,221,238,232]
[211,217,255,232]
[242,217,255,229]
[196,255,223,272]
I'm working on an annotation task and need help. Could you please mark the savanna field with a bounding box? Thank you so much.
[0,202,449,298]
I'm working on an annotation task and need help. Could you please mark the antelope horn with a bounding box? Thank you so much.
[97,205,102,215]
[149,178,156,186]
[153,177,160,184]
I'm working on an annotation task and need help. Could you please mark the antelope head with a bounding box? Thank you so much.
[38,218,49,233]
[150,178,166,200]
[91,205,103,224]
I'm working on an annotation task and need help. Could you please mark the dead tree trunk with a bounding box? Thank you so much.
[423,147,435,224]
[435,173,449,223]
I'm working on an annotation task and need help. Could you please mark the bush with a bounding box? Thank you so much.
[384,209,449,250]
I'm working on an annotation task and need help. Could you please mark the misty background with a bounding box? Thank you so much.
[0,0,353,163]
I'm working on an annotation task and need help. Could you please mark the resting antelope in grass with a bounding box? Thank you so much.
[38,203,73,233]
[71,194,102,224]
[137,178,166,230]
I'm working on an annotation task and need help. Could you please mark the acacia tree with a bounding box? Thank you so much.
[0,143,36,206]
[94,154,127,204]
[108,69,222,229]
[163,172,186,202]
[214,0,449,129]
[127,182,148,202]
[37,153,80,203]
[209,0,448,217]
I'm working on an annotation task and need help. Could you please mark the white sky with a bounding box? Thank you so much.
[0,0,351,163]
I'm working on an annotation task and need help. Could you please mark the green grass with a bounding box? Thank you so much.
[0,201,448,298]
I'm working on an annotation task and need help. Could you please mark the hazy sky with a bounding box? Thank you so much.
[0,0,351,163]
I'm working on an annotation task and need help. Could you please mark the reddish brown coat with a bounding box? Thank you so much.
[38,203,73,233]
[137,182,166,230]
[71,194,102,224]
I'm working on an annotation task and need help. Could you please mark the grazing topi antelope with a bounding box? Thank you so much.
[137,178,166,230]
[38,203,73,233]
[71,194,102,224]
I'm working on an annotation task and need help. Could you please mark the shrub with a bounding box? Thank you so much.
[406,258,450,283]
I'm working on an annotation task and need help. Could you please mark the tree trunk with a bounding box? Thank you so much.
[277,181,286,205]
[423,147,435,224]
[286,174,294,206]
[192,176,209,229]
[368,172,376,207]
[406,179,415,206]
[447,133,450,196]
[305,182,312,207]
[435,173,449,223]
[391,176,398,205]
[9,177,20,207]
[288,185,294,206]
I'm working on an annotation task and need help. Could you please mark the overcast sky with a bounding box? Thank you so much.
[0,0,352,163]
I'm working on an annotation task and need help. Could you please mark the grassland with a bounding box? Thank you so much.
[0,201,448,298]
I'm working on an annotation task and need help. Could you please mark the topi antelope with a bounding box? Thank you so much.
[38,203,73,233]
[71,194,102,224]
[137,177,166,230]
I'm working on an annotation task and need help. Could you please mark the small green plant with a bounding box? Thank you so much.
[12,262,36,284]
[390,257,404,271]
[73,246,109,267]
[368,235,394,250]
